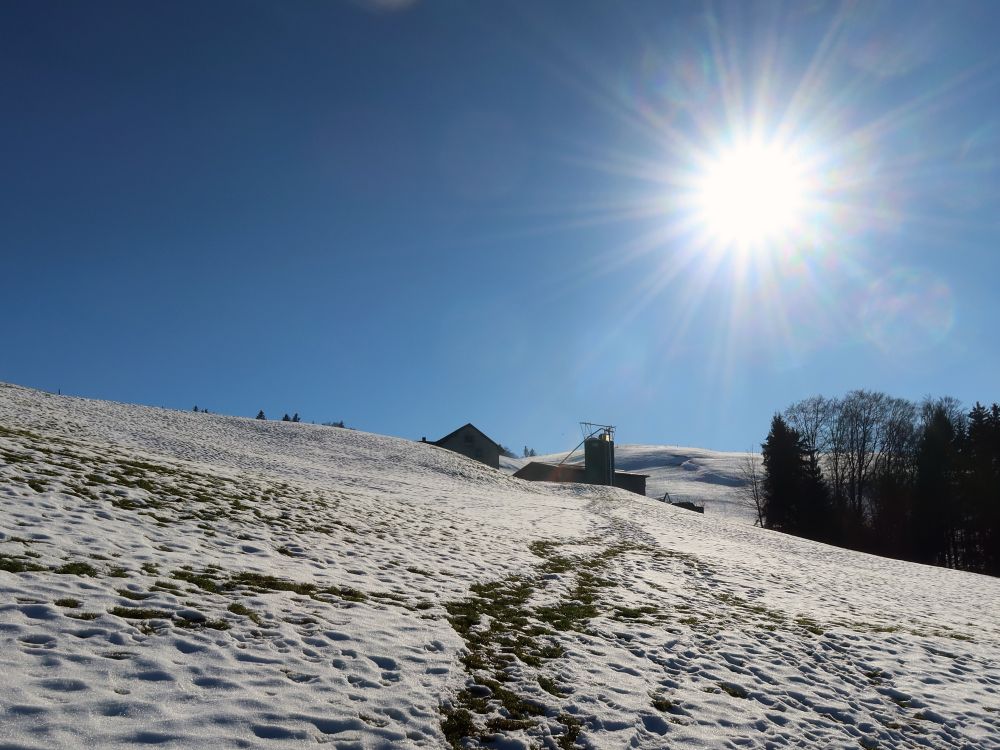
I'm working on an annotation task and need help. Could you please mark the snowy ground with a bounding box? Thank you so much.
[1,382,999,749]
[503,444,758,522]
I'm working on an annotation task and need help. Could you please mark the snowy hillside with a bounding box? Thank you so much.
[506,445,756,521]
[2,382,999,749]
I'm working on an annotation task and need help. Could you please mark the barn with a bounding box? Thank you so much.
[428,423,501,469]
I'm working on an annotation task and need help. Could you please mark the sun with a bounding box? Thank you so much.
[693,141,807,250]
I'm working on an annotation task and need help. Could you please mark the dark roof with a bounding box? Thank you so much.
[513,462,584,481]
[513,461,649,480]
[432,422,500,449]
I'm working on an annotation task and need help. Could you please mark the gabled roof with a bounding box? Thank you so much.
[432,423,500,449]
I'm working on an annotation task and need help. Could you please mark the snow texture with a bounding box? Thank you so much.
[1,382,999,749]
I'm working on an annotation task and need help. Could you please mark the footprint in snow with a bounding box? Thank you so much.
[17,633,56,649]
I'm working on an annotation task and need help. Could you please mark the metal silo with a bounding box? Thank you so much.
[584,428,615,486]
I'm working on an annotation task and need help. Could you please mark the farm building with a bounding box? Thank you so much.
[427,423,501,469]
[513,426,648,496]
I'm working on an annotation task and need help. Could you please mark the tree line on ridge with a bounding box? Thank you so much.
[750,390,1000,576]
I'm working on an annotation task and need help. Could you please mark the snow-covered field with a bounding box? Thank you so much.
[1,382,999,749]
[503,444,757,522]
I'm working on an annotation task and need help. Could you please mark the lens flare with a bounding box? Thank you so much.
[693,141,809,250]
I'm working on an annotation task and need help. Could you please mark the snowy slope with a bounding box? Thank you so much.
[2,382,999,749]
[508,445,757,521]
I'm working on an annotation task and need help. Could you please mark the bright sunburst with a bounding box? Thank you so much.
[693,141,808,250]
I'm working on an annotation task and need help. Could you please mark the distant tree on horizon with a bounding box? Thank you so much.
[282,414,291,422]
[256,410,266,420]
[498,443,517,459]
[523,446,537,458]
[292,413,300,423]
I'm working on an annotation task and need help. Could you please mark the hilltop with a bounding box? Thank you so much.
[1,382,998,749]
[503,444,756,521]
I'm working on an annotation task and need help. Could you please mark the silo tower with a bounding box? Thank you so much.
[582,423,615,486]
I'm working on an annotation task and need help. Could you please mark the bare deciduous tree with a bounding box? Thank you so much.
[738,450,765,527]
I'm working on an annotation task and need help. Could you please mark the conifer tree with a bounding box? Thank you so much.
[256,410,266,420]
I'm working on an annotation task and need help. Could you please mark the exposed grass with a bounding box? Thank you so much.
[441,537,639,747]
[110,606,173,620]
[440,707,477,750]
[0,556,47,573]
[719,682,749,699]
[55,561,98,576]
[795,616,825,636]
[651,694,676,712]
[116,589,153,601]
[66,611,101,621]
[172,568,223,593]
[613,604,659,621]
[54,597,81,608]
[227,601,263,625]
[538,675,566,698]
[556,713,582,750]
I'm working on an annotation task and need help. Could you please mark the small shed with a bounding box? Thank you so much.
[430,423,501,469]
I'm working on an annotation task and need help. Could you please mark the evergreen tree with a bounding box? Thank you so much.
[912,405,958,566]
[282,414,291,422]
[256,410,266,420]
[291,413,300,423]
[761,414,830,538]
[761,415,802,532]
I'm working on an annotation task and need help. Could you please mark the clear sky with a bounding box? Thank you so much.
[3,0,999,453]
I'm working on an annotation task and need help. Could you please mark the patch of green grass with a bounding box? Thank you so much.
[0,556,47,573]
[536,569,608,632]
[172,569,223,593]
[538,675,566,697]
[175,617,230,631]
[55,561,98,576]
[231,571,318,596]
[108,566,128,578]
[556,713,582,750]
[110,606,173,620]
[54,597,81,608]
[116,589,152,601]
[529,540,576,574]
[66,611,101,620]
[795,616,825,636]
[613,605,658,621]
[227,602,263,625]
[440,707,477,750]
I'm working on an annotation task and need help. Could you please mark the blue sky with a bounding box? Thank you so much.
[3,0,999,453]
